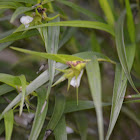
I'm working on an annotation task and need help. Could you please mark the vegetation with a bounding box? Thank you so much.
[0,0,140,140]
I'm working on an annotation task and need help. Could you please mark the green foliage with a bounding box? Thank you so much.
[0,0,140,140]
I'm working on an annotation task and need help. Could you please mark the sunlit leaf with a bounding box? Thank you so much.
[98,0,115,26]
[86,57,104,140]
[15,20,115,36]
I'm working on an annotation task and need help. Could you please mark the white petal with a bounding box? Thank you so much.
[70,69,84,87]
[20,16,33,27]
[66,126,74,134]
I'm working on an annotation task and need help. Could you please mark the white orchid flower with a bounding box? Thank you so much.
[70,69,84,88]
[20,16,33,28]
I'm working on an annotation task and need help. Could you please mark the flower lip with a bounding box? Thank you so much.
[70,69,84,88]
[20,16,33,28]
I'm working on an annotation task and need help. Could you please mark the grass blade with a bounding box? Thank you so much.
[0,84,14,96]
[75,113,88,140]
[98,0,115,26]
[0,51,114,119]
[54,115,67,140]
[0,30,39,43]
[105,64,127,140]
[29,88,48,140]
[115,8,139,94]
[86,57,104,140]
[16,20,115,36]
[10,6,32,22]
[57,0,104,22]
[46,94,65,134]
[4,109,14,140]
[106,4,137,139]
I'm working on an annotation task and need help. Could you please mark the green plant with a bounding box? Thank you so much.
[0,0,140,140]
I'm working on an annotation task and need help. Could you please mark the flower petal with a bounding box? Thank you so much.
[70,69,84,87]
[20,16,33,28]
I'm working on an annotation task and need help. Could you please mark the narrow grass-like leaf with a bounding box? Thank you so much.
[98,0,115,26]
[86,57,103,140]
[0,30,39,43]
[0,42,13,51]
[75,113,88,140]
[0,2,22,9]
[105,64,127,140]
[10,6,32,23]
[18,75,26,116]
[54,115,67,140]
[46,15,60,97]
[125,0,135,43]
[0,51,114,119]
[58,28,76,49]
[0,0,36,4]
[47,94,65,131]
[29,88,48,140]
[0,121,4,135]
[64,100,110,113]
[0,73,21,88]
[57,0,104,22]
[122,107,140,127]
[0,84,14,96]
[115,9,139,94]
[4,109,14,140]
[106,4,137,139]
[16,20,115,36]
[11,47,85,64]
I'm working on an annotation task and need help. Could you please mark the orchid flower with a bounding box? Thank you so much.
[20,16,33,28]
[52,60,89,104]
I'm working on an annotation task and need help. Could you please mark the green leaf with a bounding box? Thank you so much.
[0,0,36,4]
[11,47,85,64]
[47,94,65,131]
[0,84,14,96]
[57,0,104,22]
[75,113,88,140]
[4,109,14,140]
[10,6,33,23]
[54,115,67,140]
[18,75,26,116]
[98,0,115,26]
[0,121,5,135]
[115,9,139,94]
[0,30,39,43]
[0,73,21,88]
[0,50,114,119]
[0,2,22,9]
[0,42,13,52]
[16,20,115,36]
[58,27,76,49]
[86,57,104,140]
[122,107,140,127]
[106,5,137,139]
[125,0,135,42]
[105,64,127,140]
[29,88,48,140]
[64,100,110,113]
